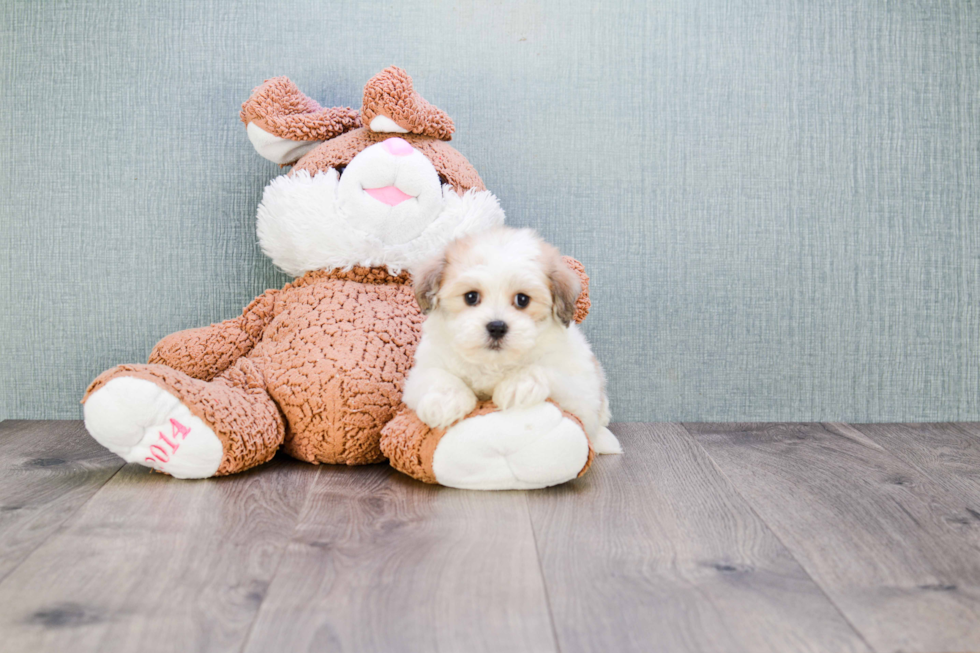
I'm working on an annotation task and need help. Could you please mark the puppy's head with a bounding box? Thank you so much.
[414,227,581,365]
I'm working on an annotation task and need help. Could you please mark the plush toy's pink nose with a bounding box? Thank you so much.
[383,137,414,156]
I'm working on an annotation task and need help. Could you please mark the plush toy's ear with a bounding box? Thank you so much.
[361,66,455,140]
[240,77,360,165]
[546,248,582,327]
[414,254,447,313]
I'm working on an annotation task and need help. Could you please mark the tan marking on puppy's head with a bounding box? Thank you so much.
[413,234,475,313]
[413,254,445,314]
[539,242,582,327]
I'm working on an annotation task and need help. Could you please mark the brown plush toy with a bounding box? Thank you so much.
[82,67,596,490]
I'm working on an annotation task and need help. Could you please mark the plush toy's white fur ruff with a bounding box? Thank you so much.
[256,170,506,277]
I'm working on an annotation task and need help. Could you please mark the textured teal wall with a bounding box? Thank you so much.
[1,1,977,421]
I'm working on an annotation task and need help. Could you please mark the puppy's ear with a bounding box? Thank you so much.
[547,249,582,327]
[413,254,446,314]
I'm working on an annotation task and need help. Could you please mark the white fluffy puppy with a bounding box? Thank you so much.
[403,227,623,455]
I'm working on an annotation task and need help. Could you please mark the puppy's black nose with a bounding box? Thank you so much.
[486,320,508,340]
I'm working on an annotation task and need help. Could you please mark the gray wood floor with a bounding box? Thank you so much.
[0,420,978,653]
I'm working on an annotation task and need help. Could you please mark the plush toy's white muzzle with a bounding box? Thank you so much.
[337,138,445,246]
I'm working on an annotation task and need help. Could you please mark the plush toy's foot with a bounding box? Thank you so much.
[84,376,223,479]
[381,401,594,491]
[83,360,285,478]
[240,77,360,165]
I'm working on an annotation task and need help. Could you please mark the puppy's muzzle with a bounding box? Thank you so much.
[486,320,508,341]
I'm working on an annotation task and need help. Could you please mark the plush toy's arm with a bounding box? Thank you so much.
[148,289,279,381]
[561,256,591,324]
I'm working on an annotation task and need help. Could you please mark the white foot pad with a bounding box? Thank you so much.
[83,377,223,479]
[431,403,590,491]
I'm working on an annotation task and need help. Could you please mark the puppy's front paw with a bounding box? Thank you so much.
[493,367,550,410]
[416,386,478,429]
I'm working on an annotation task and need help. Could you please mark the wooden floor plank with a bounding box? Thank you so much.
[847,423,980,535]
[687,422,980,653]
[0,454,317,653]
[241,464,557,653]
[526,423,871,653]
[0,420,123,583]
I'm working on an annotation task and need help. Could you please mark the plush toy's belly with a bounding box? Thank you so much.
[248,270,423,465]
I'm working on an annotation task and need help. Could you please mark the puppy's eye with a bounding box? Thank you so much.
[335,165,346,177]
[515,293,530,309]
[464,291,480,306]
